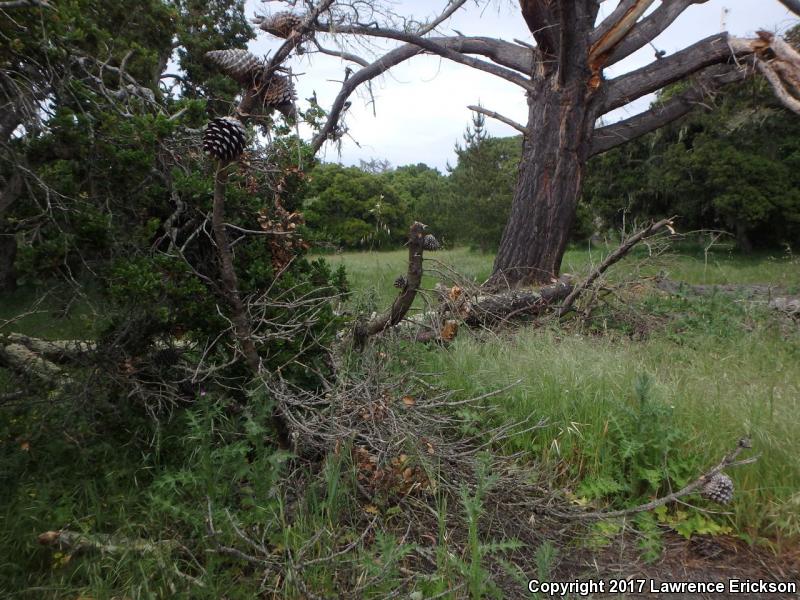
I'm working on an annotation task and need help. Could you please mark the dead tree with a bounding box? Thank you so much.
[250,1,800,288]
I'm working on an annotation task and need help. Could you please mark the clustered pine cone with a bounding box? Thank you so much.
[393,275,407,289]
[205,49,263,86]
[205,49,297,119]
[258,12,304,39]
[258,75,297,118]
[423,234,440,251]
[203,117,247,161]
[702,472,734,504]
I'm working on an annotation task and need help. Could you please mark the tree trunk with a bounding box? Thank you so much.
[488,82,594,288]
[734,221,753,254]
[488,2,599,288]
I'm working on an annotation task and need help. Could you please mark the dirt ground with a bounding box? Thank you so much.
[559,532,800,599]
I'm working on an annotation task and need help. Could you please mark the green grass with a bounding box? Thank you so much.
[332,245,800,546]
[0,284,105,339]
[324,244,800,307]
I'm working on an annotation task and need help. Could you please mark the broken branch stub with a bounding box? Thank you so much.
[354,222,428,347]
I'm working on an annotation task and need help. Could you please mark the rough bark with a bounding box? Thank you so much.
[488,83,594,288]
[466,277,573,326]
[489,3,599,288]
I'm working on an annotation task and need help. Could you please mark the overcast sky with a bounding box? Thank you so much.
[245,1,798,171]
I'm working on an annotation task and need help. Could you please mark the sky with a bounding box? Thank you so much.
[245,0,799,171]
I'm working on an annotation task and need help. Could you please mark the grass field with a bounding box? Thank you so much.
[328,244,800,546]
[324,244,800,306]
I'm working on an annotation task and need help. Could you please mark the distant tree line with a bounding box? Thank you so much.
[306,71,800,254]
[303,114,523,251]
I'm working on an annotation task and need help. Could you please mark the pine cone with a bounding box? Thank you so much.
[423,234,440,251]
[702,473,734,505]
[259,12,304,38]
[203,117,247,161]
[206,49,263,86]
[393,275,407,289]
[258,75,297,119]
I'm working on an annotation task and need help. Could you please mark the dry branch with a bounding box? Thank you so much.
[0,342,64,385]
[3,333,95,363]
[467,105,528,135]
[553,438,757,520]
[591,65,746,156]
[273,19,535,87]
[354,222,427,346]
[38,529,179,554]
[603,0,704,66]
[590,0,657,65]
[557,217,675,317]
[603,34,756,114]
[465,277,574,327]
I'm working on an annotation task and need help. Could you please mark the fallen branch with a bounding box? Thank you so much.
[0,342,64,385]
[3,333,95,363]
[552,438,757,520]
[557,217,675,317]
[465,277,574,327]
[38,529,179,554]
[354,222,428,347]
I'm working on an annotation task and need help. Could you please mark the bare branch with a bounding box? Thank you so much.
[311,40,369,67]
[38,530,179,554]
[0,341,65,386]
[355,222,428,346]
[743,31,800,115]
[590,0,657,63]
[557,217,675,317]
[308,35,535,153]
[210,163,261,374]
[297,25,535,86]
[311,44,422,153]
[3,332,95,363]
[603,0,707,66]
[416,0,470,36]
[467,104,528,135]
[258,15,535,75]
[591,65,746,156]
[757,61,800,115]
[602,33,756,114]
